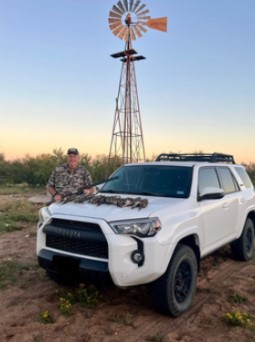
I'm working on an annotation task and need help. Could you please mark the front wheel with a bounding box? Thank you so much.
[148,244,198,317]
[231,218,254,261]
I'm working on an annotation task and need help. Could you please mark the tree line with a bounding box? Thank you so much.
[0,149,123,187]
[1,150,255,187]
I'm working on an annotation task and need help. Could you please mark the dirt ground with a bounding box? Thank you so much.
[0,193,255,342]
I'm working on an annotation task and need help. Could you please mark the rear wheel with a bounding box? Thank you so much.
[231,218,254,261]
[149,244,197,317]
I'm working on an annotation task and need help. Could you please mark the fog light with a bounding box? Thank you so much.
[131,250,144,264]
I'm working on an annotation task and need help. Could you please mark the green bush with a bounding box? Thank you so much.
[1,150,254,186]
[0,260,36,288]
[0,150,124,186]
[0,199,38,233]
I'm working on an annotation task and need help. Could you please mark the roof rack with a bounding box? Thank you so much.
[155,153,235,164]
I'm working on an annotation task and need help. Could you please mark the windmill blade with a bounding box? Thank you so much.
[109,21,122,31]
[124,28,130,41]
[118,26,128,40]
[112,28,122,37]
[109,10,122,19]
[117,0,126,13]
[138,16,151,21]
[123,0,129,11]
[133,25,143,38]
[112,24,125,36]
[129,0,135,12]
[135,3,146,14]
[109,22,123,32]
[132,0,141,12]
[112,5,123,15]
[108,17,122,24]
[136,23,147,33]
[145,17,168,32]
[130,27,136,40]
[137,9,150,16]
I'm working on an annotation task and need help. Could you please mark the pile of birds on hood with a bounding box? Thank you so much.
[60,193,149,210]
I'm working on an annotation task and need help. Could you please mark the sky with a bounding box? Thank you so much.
[0,0,255,164]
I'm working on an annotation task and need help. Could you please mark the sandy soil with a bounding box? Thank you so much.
[0,194,255,342]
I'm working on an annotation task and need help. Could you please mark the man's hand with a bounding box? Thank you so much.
[54,193,62,202]
[83,187,94,196]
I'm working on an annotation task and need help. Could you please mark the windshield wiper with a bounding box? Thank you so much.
[138,191,162,196]
[100,189,119,194]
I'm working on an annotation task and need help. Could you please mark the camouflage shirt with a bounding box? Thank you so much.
[47,164,93,196]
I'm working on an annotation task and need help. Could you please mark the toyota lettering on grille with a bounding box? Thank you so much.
[58,228,81,239]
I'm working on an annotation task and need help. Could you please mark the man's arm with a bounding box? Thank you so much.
[47,185,62,202]
[47,170,63,202]
[83,169,95,195]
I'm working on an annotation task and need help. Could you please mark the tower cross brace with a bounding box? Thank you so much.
[108,26,146,164]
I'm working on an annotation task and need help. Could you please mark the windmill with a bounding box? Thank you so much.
[108,0,167,164]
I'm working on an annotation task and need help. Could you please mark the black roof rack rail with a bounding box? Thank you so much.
[155,153,235,164]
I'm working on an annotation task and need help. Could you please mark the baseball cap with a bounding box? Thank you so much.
[67,148,79,155]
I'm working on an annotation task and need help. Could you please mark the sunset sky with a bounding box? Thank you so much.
[0,0,255,164]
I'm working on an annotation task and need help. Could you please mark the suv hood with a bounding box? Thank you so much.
[48,195,187,222]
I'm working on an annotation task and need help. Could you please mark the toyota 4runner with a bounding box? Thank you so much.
[37,153,255,316]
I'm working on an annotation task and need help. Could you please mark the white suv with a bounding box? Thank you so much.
[37,153,255,316]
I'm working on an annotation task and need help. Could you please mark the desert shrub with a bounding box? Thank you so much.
[0,199,37,233]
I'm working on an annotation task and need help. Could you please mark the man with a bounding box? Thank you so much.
[47,148,94,202]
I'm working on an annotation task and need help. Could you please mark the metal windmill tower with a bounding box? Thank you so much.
[108,0,167,164]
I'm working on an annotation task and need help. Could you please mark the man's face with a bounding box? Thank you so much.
[67,153,80,170]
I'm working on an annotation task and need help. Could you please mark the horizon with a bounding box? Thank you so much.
[2,148,254,166]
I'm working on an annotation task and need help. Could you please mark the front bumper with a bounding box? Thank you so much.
[38,249,108,276]
[37,216,174,287]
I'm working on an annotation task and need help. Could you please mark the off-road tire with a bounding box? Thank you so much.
[148,244,197,317]
[230,218,254,261]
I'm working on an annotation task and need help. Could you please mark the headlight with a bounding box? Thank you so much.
[110,218,161,237]
[38,206,51,227]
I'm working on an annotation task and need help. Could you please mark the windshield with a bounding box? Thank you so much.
[100,165,192,198]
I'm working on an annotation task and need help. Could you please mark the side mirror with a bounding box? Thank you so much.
[198,187,224,201]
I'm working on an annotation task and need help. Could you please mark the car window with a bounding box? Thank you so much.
[216,167,239,194]
[234,166,253,188]
[198,167,220,196]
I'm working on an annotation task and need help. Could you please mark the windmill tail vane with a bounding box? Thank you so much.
[145,17,167,32]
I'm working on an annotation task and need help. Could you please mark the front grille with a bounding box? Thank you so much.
[44,218,108,259]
